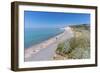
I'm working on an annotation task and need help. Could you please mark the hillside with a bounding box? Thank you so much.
[53,24,90,60]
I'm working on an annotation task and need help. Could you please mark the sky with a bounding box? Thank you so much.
[24,11,90,28]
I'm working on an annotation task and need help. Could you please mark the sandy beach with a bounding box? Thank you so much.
[25,26,74,61]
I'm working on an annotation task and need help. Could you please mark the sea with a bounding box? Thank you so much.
[24,28,64,49]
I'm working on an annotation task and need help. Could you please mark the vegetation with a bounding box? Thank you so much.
[70,24,90,30]
[54,24,90,59]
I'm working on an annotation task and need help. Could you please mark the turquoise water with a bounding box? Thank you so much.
[24,28,64,48]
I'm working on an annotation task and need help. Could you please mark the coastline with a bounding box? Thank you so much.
[25,26,74,61]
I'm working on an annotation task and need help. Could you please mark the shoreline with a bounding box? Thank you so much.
[25,26,74,60]
[25,28,65,49]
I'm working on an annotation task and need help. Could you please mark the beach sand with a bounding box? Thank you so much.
[25,26,74,61]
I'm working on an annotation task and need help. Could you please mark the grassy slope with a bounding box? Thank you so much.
[54,24,90,60]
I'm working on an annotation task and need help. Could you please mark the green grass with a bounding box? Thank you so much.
[55,24,90,59]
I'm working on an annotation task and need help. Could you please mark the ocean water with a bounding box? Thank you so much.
[24,28,64,48]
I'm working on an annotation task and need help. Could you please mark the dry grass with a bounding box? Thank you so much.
[54,24,90,59]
